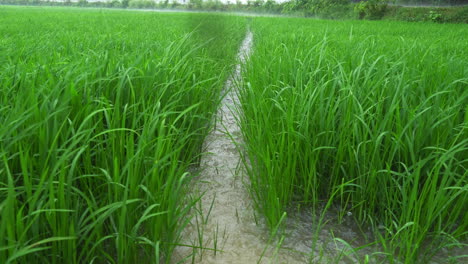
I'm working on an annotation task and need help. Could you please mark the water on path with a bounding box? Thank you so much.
[172,30,368,264]
[171,29,465,264]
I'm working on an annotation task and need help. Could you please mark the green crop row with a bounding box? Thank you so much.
[0,7,246,263]
[1,6,466,264]
[239,18,467,263]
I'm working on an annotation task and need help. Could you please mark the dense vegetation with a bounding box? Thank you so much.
[0,7,246,263]
[1,5,466,264]
[1,0,467,23]
[239,17,467,263]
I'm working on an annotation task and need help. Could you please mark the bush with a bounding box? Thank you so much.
[428,10,443,22]
[264,0,283,13]
[444,6,468,23]
[128,0,155,9]
[384,6,467,23]
[204,0,226,11]
[283,0,352,18]
[318,3,354,19]
[386,6,431,22]
[354,0,388,20]
[78,0,88,6]
[106,0,122,8]
[188,0,203,9]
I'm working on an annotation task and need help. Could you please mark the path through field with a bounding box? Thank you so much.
[172,30,306,264]
[172,28,373,264]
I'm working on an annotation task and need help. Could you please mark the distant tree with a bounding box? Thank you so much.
[287,0,351,16]
[254,0,264,7]
[264,0,277,11]
[355,0,388,19]
[107,0,121,7]
[395,0,467,4]
[205,0,224,10]
[171,0,180,8]
[189,0,203,9]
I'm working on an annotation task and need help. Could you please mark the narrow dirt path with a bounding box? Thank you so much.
[172,30,306,264]
[171,29,379,264]
[172,26,467,264]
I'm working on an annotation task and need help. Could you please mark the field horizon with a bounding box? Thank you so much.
[0,5,466,264]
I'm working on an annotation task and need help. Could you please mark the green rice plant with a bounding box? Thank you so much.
[0,7,246,263]
[239,17,467,263]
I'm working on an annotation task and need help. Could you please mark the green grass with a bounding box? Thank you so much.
[2,6,467,264]
[239,18,467,263]
[0,6,246,263]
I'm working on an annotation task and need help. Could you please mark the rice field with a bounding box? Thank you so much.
[239,18,467,263]
[0,7,246,263]
[0,5,467,264]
